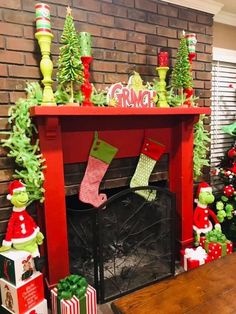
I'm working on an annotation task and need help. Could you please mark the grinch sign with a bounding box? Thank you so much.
[107,72,156,108]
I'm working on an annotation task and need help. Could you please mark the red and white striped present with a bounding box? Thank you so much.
[51,285,97,314]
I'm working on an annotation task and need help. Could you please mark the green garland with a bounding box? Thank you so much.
[1,82,46,204]
[193,115,210,179]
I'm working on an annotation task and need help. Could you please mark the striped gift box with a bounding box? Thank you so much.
[51,285,97,314]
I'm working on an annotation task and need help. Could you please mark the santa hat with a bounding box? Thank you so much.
[195,182,212,201]
[7,180,26,200]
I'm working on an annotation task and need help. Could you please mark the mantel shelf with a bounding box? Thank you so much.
[30,105,211,117]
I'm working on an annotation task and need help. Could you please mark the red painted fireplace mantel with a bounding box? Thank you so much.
[30,106,210,287]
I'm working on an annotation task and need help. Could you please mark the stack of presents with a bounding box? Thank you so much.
[0,249,47,314]
[181,182,234,271]
[0,179,97,314]
[0,249,97,314]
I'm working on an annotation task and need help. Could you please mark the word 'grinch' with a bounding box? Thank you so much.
[107,72,156,108]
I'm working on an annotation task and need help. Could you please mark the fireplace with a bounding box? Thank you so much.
[30,106,210,288]
[66,185,175,303]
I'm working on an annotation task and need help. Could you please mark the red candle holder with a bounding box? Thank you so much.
[158,51,169,67]
[81,56,93,107]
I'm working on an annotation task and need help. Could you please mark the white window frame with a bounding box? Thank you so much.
[211,47,236,190]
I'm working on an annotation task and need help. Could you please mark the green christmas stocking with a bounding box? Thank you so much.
[130,138,165,201]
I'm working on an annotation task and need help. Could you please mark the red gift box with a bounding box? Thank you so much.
[207,241,233,260]
[181,247,211,271]
[199,236,206,248]
[199,236,233,260]
[0,272,44,314]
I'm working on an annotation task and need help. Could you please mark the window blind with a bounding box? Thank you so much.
[211,60,236,191]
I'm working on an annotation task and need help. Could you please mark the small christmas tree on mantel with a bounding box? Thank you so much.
[57,6,83,103]
[171,36,192,105]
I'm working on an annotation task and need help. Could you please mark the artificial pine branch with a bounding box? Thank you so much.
[193,115,210,178]
[1,82,46,204]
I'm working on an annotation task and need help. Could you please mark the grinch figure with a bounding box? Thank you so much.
[193,182,221,244]
[0,180,44,270]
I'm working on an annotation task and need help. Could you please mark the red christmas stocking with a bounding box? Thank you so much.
[130,138,165,201]
[79,133,118,207]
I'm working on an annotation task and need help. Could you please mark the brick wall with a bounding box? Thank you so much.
[0,0,213,240]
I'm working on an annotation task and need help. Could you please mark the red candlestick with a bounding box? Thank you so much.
[158,51,169,67]
[81,56,93,107]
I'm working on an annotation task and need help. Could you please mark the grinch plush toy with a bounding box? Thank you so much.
[0,180,44,270]
[193,182,221,245]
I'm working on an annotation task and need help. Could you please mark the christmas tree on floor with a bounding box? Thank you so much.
[171,36,192,104]
[212,141,236,242]
[57,6,83,103]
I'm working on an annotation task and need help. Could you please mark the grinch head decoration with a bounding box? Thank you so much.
[0,181,45,270]
[7,180,29,208]
[195,181,215,205]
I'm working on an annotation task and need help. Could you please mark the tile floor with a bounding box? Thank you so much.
[98,302,114,314]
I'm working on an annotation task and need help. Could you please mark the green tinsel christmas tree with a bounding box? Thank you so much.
[57,7,83,103]
[171,36,192,103]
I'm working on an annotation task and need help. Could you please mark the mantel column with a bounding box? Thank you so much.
[169,116,196,250]
[37,116,69,287]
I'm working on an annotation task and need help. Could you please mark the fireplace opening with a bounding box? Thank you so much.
[66,183,176,303]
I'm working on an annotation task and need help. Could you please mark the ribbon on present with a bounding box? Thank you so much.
[205,229,227,243]
[184,246,208,271]
[57,274,88,300]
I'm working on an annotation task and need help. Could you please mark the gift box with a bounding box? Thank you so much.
[199,236,206,248]
[205,240,233,260]
[24,298,48,314]
[181,246,211,271]
[51,274,97,314]
[199,230,233,260]
[0,249,36,287]
[0,272,44,314]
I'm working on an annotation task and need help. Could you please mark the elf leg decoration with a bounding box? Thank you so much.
[130,138,165,201]
[79,133,118,207]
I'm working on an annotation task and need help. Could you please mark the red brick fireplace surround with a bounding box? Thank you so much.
[31,106,210,287]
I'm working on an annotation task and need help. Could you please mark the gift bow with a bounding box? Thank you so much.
[185,246,207,261]
[205,229,227,243]
[57,274,88,300]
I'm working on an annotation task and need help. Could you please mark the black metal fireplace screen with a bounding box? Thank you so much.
[66,186,176,303]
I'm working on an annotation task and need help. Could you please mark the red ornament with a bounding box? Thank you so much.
[158,51,169,67]
[229,161,236,174]
[228,147,236,159]
[224,185,235,197]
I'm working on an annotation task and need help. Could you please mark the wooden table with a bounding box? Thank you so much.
[111,253,236,314]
